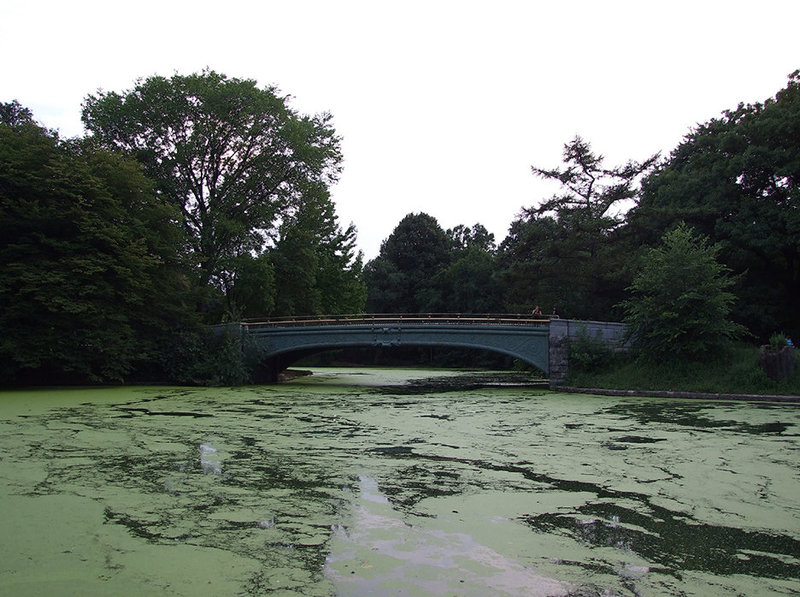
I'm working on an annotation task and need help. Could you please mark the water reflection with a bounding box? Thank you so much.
[0,370,798,596]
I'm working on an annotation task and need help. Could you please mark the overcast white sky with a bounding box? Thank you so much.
[2,0,798,259]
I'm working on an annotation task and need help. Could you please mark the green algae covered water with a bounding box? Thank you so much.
[0,368,798,596]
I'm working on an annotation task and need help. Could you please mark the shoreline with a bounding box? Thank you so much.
[554,385,800,404]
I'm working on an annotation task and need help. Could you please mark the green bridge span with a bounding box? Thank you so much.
[222,314,628,383]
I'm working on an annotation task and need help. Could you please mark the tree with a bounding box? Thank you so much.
[222,252,276,320]
[448,223,496,253]
[0,100,35,126]
[531,136,658,231]
[270,184,365,317]
[496,215,565,313]
[498,137,656,319]
[430,247,503,313]
[629,71,800,338]
[0,108,191,383]
[622,223,745,361]
[365,213,452,312]
[81,70,343,312]
[425,223,502,313]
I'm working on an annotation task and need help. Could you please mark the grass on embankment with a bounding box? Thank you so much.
[564,343,800,396]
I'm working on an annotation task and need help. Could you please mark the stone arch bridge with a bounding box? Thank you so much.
[218,314,627,384]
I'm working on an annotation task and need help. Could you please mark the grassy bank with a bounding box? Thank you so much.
[564,343,800,396]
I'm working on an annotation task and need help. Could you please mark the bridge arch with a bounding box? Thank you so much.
[219,315,628,384]
[241,315,551,381]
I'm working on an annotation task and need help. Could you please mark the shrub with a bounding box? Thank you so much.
[768,332,788,350]
[622,223,745,361]
[568,328,616,373]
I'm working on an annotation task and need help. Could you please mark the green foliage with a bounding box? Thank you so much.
[498,137,656,319]
[0,100,35,126]
[160,326,254,386]
[424,224,503,313]
[270,184,365,317]
[448,223,496,253]
[622,223,745,361]
[429,246,504,313]
[223,253,276,320]
[769,332,789,350]
[630,71,800,338]
[82,70,343,313]
[0,110,194,384]
[566,343,800,396]
[0,86,366,384]
[365,213,452,312]
[496,215,563,313]
[567,328,617,373]
[365,215,504,315]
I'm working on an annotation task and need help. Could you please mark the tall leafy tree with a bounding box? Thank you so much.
[81,70,343,313]
[497,215,564,313]
[629,71,800,338]
[0,107,190,383]
[426,224,503,313]
[448,223,496,253]
[365,213,451,312]
[622,223,745,361]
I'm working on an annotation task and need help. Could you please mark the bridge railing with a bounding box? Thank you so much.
[241,313,553,328]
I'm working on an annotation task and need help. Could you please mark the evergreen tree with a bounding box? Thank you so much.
[498,137,656,319]
[270,183,365,317]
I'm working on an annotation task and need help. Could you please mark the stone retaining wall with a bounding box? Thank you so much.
[549,319,628,386]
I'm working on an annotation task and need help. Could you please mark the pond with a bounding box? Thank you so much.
[0,368,798,596]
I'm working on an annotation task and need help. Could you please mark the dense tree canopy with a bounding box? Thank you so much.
[1,77,363,384]
[364,215,504,315]
[82,70,344,315]
[0,100,35,127]
[0,109,191,383]
[426,224,503,313]
[365,213,453,312]
[629,71,800,338]
[270,184,365,317]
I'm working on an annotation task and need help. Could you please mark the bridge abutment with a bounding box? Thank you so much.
[548,319,629,387]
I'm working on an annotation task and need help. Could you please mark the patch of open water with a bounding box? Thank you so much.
[0,368,798,596]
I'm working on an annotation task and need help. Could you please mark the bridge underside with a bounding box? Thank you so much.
[245,323,550,381]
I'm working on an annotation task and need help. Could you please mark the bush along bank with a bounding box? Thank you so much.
[560,343,800,401]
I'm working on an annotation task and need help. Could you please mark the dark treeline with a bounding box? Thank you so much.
[2,71,798,384]
[1,72,365,385]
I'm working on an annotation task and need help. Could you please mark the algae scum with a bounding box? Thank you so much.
[0,369,798,596]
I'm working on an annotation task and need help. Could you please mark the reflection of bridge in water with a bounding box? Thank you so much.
[224,314,628,383]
